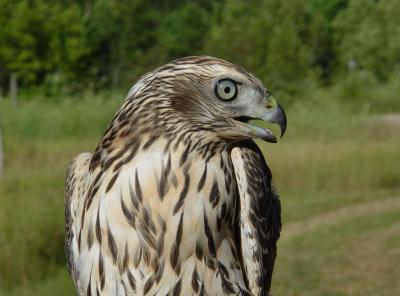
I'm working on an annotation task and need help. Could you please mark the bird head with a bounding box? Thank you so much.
[127,56,286,143]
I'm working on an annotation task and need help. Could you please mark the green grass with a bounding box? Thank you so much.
[273,201,400,296]
[0,97,122,294]
[0,94,399,295]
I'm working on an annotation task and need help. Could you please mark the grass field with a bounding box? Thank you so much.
[0,94,399,295]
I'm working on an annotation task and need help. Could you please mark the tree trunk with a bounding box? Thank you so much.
[10,72,18,108]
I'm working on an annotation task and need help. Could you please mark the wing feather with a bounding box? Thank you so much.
[231,141,281,296]
[64,152,92,288]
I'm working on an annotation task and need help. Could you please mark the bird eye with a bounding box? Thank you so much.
[215,79,237,101]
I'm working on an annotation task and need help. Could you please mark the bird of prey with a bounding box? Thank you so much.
[65,56,287,296]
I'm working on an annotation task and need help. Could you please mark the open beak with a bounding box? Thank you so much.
[246,96,287,143]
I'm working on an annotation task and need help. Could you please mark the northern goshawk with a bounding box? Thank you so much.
[65,56,287,295]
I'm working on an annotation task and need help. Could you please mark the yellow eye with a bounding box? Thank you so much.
[215,79,237,101]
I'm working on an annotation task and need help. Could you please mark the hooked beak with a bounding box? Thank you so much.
[242,96,287,143]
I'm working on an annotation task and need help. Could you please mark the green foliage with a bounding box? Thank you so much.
[334,0,400,81]
[81,0,162,89]
[0,0,86,87]
[304,0,347,81]
[158,2,211,59]
[0,0,398,106]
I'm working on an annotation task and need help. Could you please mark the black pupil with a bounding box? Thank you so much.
[224,86,231,94]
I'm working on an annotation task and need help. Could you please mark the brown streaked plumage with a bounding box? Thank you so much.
[65,56,287,295]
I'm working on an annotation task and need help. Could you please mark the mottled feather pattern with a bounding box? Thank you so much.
[65,152,93,293]
[64,56,281,295]
[231,141,281,295]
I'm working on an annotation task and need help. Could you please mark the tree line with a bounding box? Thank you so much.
[0,0,399,98]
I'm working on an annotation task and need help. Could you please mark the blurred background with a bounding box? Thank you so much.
[0,0,399,295]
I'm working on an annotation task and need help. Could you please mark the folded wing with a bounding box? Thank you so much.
[64,152,92,289]
[231,141,281,295]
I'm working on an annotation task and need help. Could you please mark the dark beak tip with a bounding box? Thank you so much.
[280,122,287,138]
[278,104,287,138]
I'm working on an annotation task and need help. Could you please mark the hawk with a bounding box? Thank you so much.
[65,56,287,296]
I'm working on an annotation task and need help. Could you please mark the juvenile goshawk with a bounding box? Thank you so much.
[65,56,287,295]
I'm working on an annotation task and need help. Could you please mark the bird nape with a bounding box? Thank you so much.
[65,56,286,296]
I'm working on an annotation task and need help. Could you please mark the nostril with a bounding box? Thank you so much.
[266,104,273,109]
